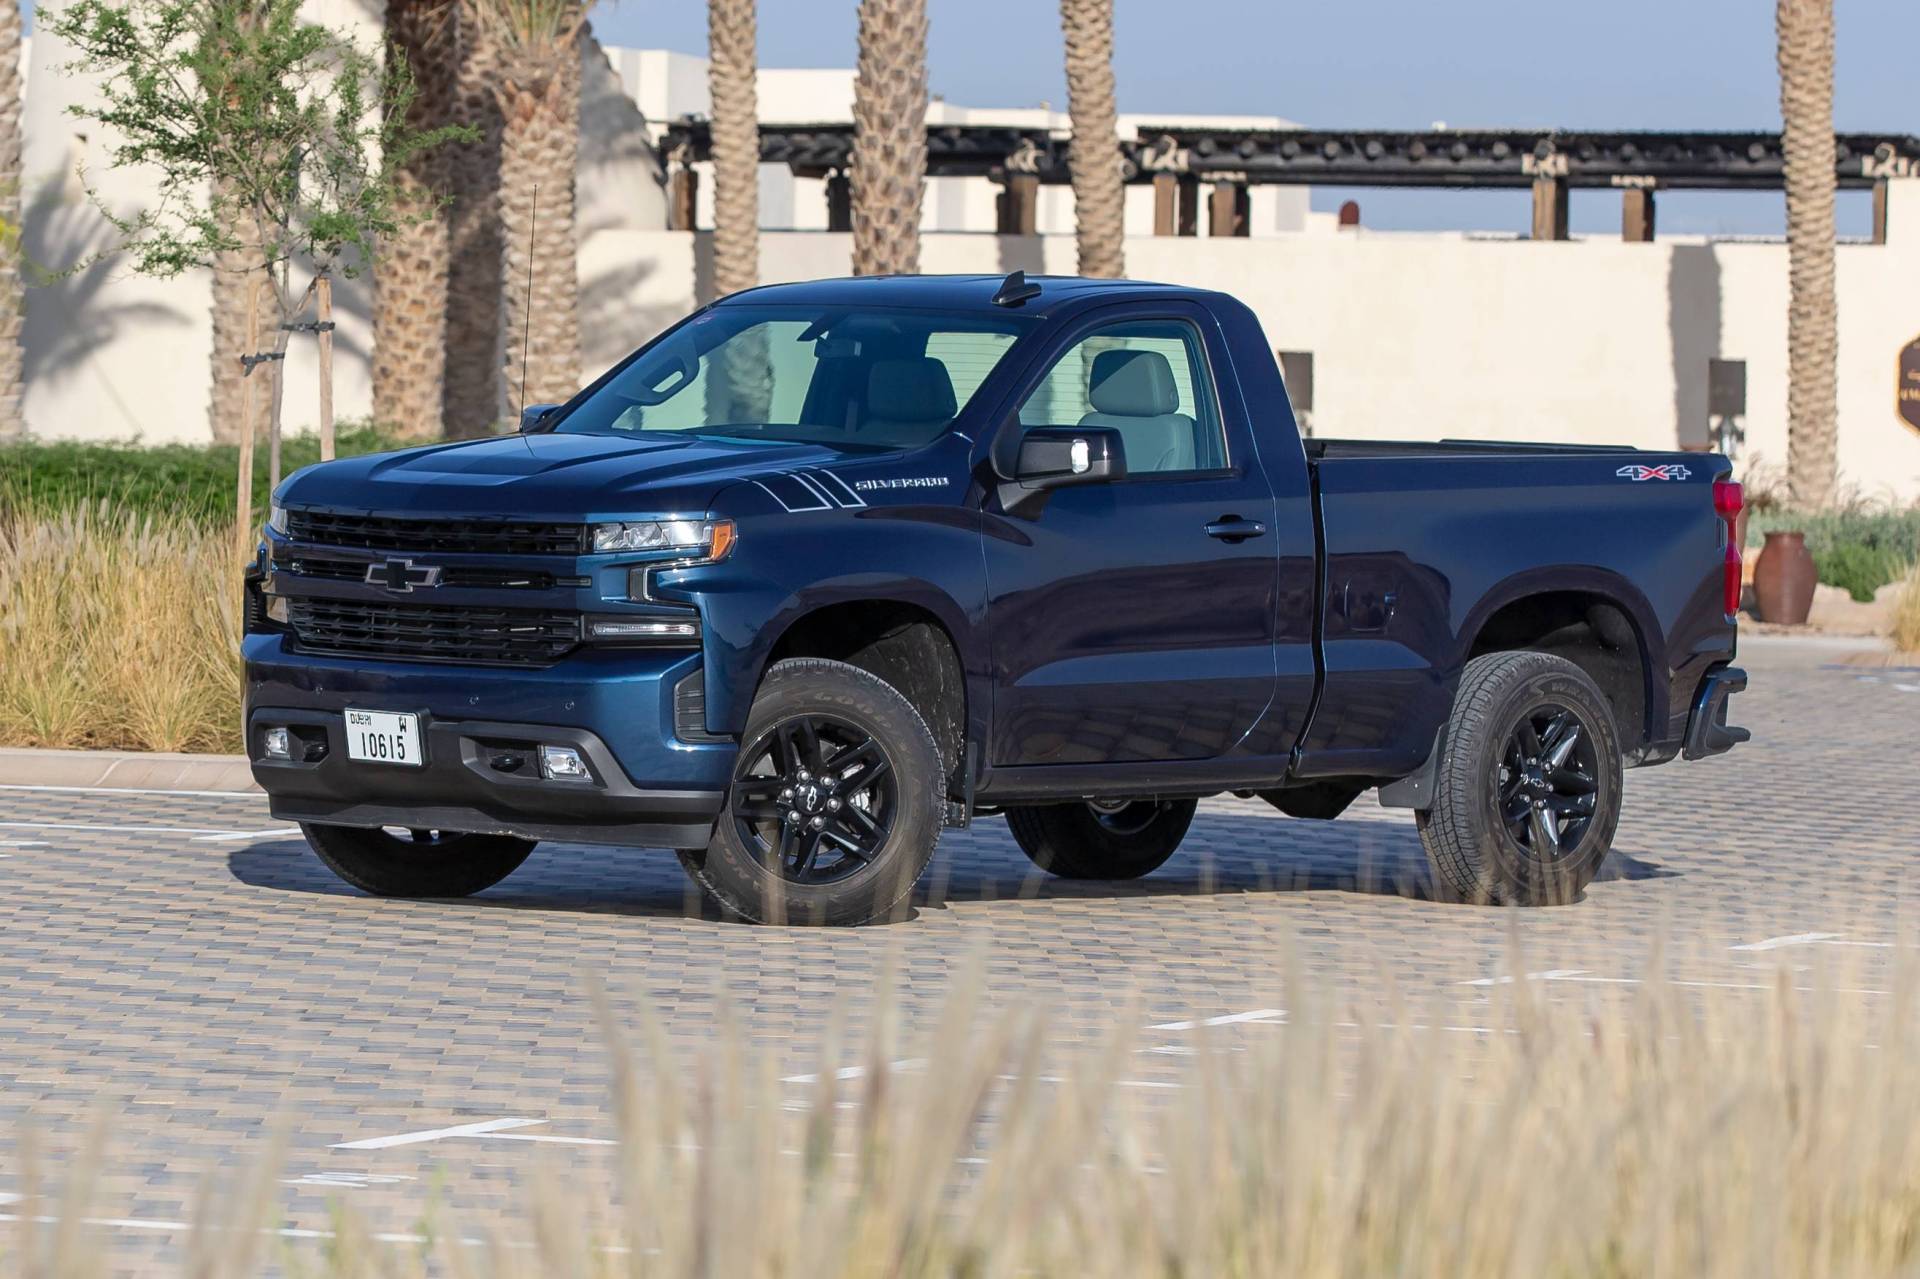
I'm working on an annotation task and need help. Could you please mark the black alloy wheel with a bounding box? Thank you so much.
[1497,703,1600,860]
[730,712,901,886]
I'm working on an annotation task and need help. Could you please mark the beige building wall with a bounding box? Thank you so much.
[576,186,1920,501]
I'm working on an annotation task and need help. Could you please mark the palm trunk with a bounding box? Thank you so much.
[1777,0,1838,509]
[208,196,276,445]
[0,0,24,438]
[708,0,760,297]
[850,0,927,276]
[372,0,456,440]
[495,36,582,418]
[445,0,507,436]
[1061,0,1124,279]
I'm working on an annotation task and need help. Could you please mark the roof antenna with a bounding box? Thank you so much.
[992,269,1042,308]
[518,184,539,421]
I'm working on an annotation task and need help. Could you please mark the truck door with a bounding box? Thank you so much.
[980,307,1283,767]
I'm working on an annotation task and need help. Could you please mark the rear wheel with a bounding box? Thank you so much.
[1005,798,1197,880]
[302,823,536,898]
[1416,651,1622,905]
[677,658,942,926]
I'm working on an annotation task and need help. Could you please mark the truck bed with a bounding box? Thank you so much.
[1305,437,1641,460]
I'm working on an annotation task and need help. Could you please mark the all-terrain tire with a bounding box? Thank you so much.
[302,823,536,897]
[677,658,942,926]
[1004,798,1197,880]
[1416,650,1623,906]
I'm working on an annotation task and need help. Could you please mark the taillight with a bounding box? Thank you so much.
[1714,479,1744,618]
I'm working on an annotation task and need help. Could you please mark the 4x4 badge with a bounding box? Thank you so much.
[1616,464,1690,482]
[366,558,444,592]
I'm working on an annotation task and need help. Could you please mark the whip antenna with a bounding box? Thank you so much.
[519,184,538,420]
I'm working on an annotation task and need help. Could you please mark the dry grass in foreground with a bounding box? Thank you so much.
[0,504,241,753]
[1893,561,1920,654]
[11,955,1920,1278]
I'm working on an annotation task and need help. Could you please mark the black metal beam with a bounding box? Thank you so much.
[660,120,1920,193]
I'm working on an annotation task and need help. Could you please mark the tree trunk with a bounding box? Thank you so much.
[1777,0,1838,510]
[495,37,582,418]
[373,0,456,440]
[445,0,507,436]
[850,0,926,276]
[1061,0,1124,279]
[207,195,276,445]
[0,0,24,438]
[708,0,759,297]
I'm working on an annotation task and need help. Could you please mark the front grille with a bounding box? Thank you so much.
[288,599,581,666]
[279,556,566,591]
[284,510,584,557]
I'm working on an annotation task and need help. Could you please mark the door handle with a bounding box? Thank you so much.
[1204,517,1268,543]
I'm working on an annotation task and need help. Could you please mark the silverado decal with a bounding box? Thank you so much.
[1616,464,1691,482]
[851,476,950,491]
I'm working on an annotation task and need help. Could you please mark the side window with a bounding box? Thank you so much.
[1015,321,1226,474]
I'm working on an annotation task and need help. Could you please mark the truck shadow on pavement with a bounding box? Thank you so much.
[227,813,1673,922]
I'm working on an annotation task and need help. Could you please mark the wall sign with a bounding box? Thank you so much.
[1902,335,1920,437]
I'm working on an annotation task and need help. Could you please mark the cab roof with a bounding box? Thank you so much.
[712,273,1204,319]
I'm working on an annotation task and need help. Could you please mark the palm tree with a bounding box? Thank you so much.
[372,0,457,440]
[468,0,588,424]
[444,0,507,437]
[0,0,25,437]
[850,0,927,276]
[1060,0,1124,279]
[1777,0,1838,509]
[708,0,759,298]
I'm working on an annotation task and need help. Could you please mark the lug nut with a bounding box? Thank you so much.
[797,769,811,782]
[809,815,826,830]
[779,788,794,802]
[826,796,842,811]
[788,809,802,823]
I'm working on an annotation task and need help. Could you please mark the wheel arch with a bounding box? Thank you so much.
[1457,567,1664,749]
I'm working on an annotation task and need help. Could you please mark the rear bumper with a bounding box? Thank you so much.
[244,635,733,847]
[1682,663,1750,760]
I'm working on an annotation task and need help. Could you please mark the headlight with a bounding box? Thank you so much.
[590,519,735,560]
[268,502,288,535]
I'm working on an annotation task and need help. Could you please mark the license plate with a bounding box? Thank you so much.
[344,709,422,767]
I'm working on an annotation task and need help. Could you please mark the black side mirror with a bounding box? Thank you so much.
[519,403,560,432]
[997,426,1126,517]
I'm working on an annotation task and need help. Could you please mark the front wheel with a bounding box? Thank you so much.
[677,658,943,926]
[1416,650,1623,906]
[302,823,536,898]
[1005,798,1197,880]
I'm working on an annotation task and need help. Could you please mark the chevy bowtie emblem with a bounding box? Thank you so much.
[1616,463,1691,482]
[366,558,444,592]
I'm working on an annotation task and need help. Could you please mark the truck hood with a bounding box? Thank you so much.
[277,431,868,522]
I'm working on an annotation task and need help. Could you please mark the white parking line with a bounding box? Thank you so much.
[1731,932,1892,951]
[0,820,280,838]
[0,783,261,799]
[1462,969,1591,986]
[1147,1008,1286,1031]
[190,827,300,843]
[330,1117,546,1150]
[1460,970,1891,996]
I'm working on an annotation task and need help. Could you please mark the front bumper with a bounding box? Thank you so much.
[245,635,733,847]
[1682,663,1750,760]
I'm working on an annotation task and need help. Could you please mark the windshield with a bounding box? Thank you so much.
[551,305,1035,450]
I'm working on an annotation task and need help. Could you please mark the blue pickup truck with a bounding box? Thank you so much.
[244,272,1749,925]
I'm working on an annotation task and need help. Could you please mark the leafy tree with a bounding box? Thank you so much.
[44,0,471,560]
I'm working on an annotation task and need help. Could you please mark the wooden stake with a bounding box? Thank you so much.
[235,275,264,570]
[316,275,336,461]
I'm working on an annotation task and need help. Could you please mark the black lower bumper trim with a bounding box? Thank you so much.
[1683,664,1750,760]
[250,708,723,849]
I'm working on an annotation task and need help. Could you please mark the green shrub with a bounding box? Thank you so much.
[0,421,403,526]
[1750,503,1920,602]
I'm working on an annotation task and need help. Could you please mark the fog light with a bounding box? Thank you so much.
[539,744,592,782]
[263,727,292,760]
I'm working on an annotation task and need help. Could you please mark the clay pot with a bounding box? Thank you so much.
[1753,530,1817,624]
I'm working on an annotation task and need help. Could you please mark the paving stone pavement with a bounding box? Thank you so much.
[2,637,1916,1273]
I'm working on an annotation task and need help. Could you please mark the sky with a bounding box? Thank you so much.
[585,0,1913,238]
